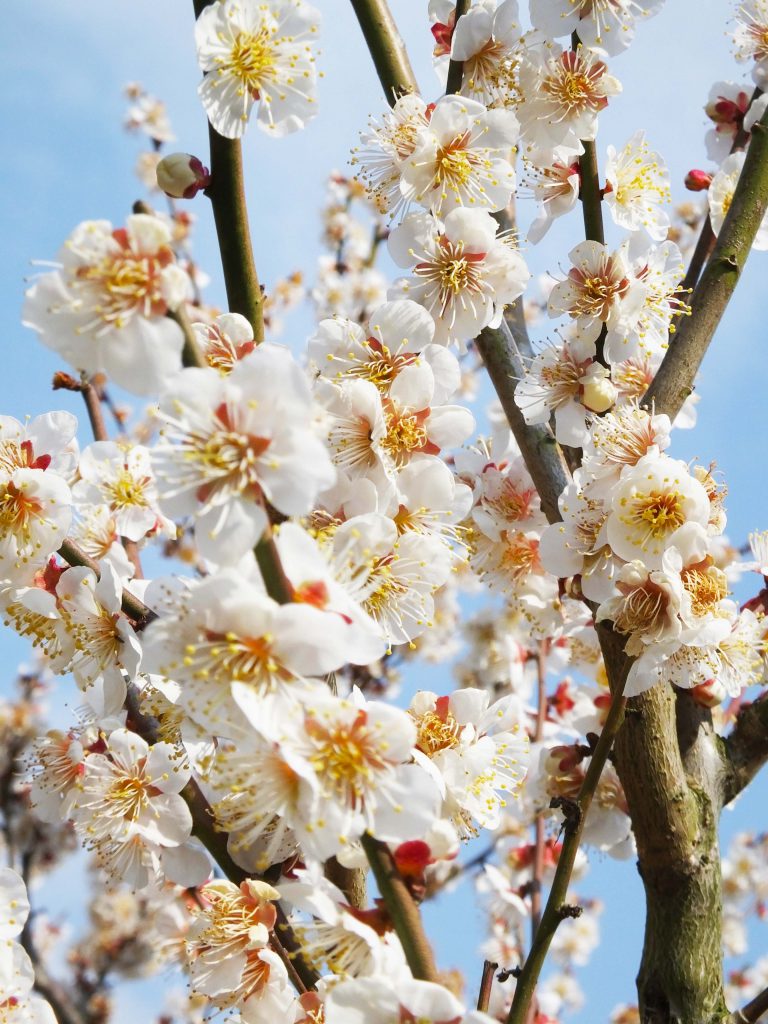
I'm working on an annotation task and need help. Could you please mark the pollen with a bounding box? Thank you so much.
[626,489,685,540]
[226,27,278,95]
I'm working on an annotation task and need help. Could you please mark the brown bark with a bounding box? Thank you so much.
[597,630,732,1023]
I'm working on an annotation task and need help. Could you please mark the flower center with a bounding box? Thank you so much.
[413,708,461,756]
[435,135,475,189]
[106,774,150,821]
[227,28,277,96]
[681,563,728,617]
[306,711,387,802]
[183,629,293,689]
[614,581,667,635]
[542,51,608,113]
[0,481,43,540]
[500,530,541,581]
[105,469,151,509]
[626,490,685,540]
[568,262,630,321]
[364,557,409,619]
[748,22,768,61]
[75,236,171,328]
[381,406,432,465]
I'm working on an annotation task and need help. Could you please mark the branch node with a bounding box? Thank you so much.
[497,966,522,982]
[549,796,582,834]
[557,903,583,920]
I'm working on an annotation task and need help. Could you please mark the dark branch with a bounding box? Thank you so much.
[723,693,768,804]
[476,320,570,525]
[643,103,768,422]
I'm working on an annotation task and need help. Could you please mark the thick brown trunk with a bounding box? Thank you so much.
[599,626,731,1023]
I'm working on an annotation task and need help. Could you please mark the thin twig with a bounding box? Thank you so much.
[477,959,498,1012]
[168,303,207,368]
[360,833,438,981]
[577,138,605,246]
[19,850,89,1024]
[506,668,630,1024]
[572,34,604,249]
[79,376,109,442]
[731,985,768,1023]
[445,0,470,95]
[530,642,548,939]
[476,321,570,525]
[349,0,419,102]
[57,538,153,625]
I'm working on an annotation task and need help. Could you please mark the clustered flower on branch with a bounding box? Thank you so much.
[5,0,768,1023]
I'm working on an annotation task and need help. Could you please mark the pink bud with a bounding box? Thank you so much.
[156,153,211,199]
[690,678,727,708]
[685,169,713,192]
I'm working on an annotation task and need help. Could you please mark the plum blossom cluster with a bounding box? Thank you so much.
[7,1,768,1023]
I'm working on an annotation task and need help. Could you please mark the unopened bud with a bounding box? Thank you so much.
[685,169,713,192]
[156,153,211,199]
[690,678,727,708]
[581,364,617,413]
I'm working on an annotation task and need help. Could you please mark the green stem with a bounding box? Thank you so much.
[203,126,264,340]
[506,672,629,1024]
[643,103,768,422]
[572,35,604,247]
[577,139,604,246]
[445,0,470,95]
[349,0,418,105]
[168,304,206,368]
[360,833,438,981]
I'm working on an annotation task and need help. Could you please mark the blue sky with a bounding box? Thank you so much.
[2,1,768,1020]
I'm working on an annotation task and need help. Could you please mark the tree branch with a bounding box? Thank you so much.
[643,103,768,422]
[680,87,762,294]
[168,303,207,368]
[57,538,153,625]
[349,0,419,103]
[722,693,768,804]
[445,0,470,96]
[360,833,438,982]
[477,959,498,1013]
[731,985,768,1024]
[506,661,630,1024]
[476,320,570,525]
[124,686,320,994]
